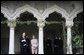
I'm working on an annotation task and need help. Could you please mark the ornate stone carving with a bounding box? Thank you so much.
[12,4,42,19]
[69,8,83,19]
[1,2,83,24]
[42,5,69,20]
[1,4,42,20]
[1,7,11,19]
[66,21,73,27]
[8,22,16,28]
[37,20,45,28]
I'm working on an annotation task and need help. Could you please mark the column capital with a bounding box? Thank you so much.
[37,20,45,28]
[8,22,16,28]
[66,21,73,28]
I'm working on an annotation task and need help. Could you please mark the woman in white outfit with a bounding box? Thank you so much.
[31,35,38,54]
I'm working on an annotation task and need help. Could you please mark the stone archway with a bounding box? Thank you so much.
[42,4,69,20]
[1,4,42,20]
[44,12,66,54]
[1,7,11,19]
[15,11,38,54]
[1,4,44,54]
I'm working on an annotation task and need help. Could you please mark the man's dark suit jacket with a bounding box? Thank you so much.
[19,36,28,54]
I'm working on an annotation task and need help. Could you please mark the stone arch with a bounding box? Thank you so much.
[73,11,83,22]
[12,4,42,20]
[17,11,37,21]
[72,11,83,35]
[69,8,83,20]
[1,4,42,20]
[42,5,69,20]
[43,11,66,54]
[1,7,11,20]
[45,12,65,21]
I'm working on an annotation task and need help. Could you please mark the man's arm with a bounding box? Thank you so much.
[19,37,22,43]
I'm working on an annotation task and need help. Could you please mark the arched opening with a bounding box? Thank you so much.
[44,12,66,54]
[15,11,38,54]
[1,13,9,54]
[72,12,83,54]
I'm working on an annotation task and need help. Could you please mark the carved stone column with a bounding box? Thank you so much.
[66,21,73,54]
[8,22,16,54]
[37,20,45,54]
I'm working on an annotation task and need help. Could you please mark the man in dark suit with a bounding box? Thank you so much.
[45,37,52,54]
[58,37,63,54]
[26,36,30,54]
[19,32,28,54]
[54,37,59,54]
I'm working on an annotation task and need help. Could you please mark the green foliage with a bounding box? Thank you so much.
[72,34,83,49]
[1,19,63,24]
